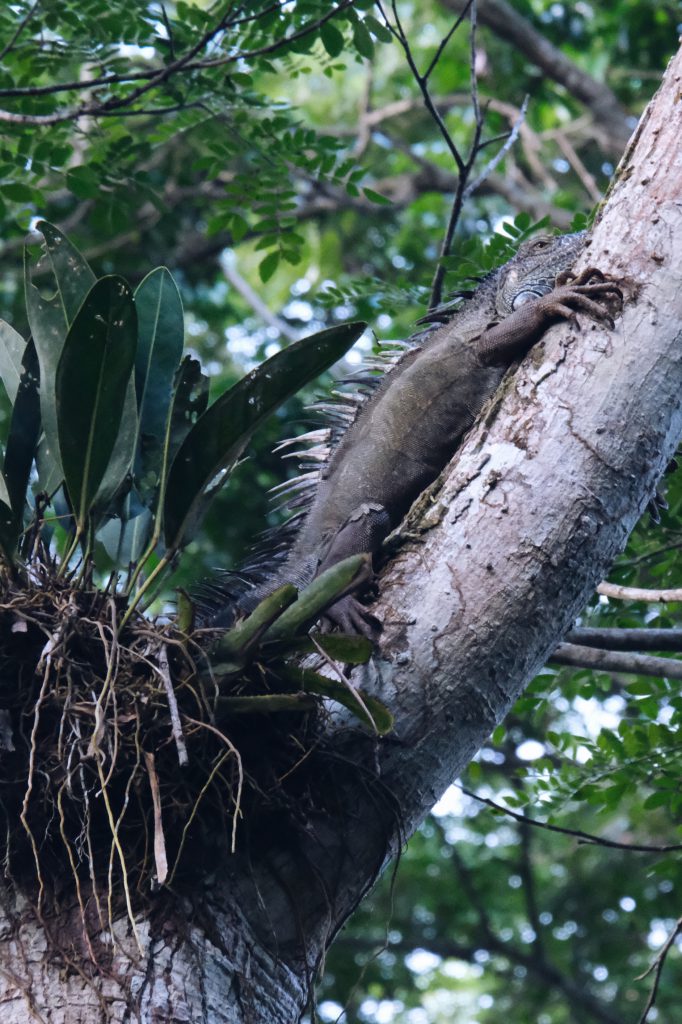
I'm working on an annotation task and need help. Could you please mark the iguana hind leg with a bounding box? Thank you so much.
[316,502,390,635]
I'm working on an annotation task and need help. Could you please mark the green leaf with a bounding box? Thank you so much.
[363,187,392,206]
[0,498,17,566]
[281,665,393,734]
[56,277,137,530]
[30,221,96,330]
[134,268,184,449]
[0,321,27,404]
[352,20,374,58]
[320,22,345,57]
[363,14,393,43]
[231,213,249,243]
[491,724,506,745]
[1,183,33,202]
[259,250,280,283]
[25,222,96,491]
[211,584,299,672]
[132,268,184,505]
[167,356,209,465]
[3,339,40,525]
[65,165,101,200]
[163,321,366,550]
[92,376,138,512]
[97,494,153,567]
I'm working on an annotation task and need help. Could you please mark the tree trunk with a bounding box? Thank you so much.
[2,42,681,1024]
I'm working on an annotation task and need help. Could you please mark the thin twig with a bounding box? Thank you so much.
[429,1,484,308]
[635,915,682,1024]
[0,1,355,126]
[0,0,41,63]
[378,1,465,173]
[423,0,474,81]
[463,95,529,199]
[158,644,189,767]
[460,787,682,854]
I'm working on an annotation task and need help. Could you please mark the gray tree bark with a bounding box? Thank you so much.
[1,40,681,1024]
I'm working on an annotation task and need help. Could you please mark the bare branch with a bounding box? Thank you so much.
[462,94,528,199]
[635,915,682,1024]
[427,1,484,308]
[377,0,466,174]
[461,788,682,854]
[438,0,632,155]
[423,0,474,81]
[597,581,682,602]
[0,0,40,63]
[567,627,682,653]
[551,642,682,682]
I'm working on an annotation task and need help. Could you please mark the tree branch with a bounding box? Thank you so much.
[636,915,682,1024]
[597,581,682,602]
[0,0,40,63]
[0,0,356,126]
[551,642,682,681]
[439,0,632,155]
[567,627,682,653]
[461,788,682,854]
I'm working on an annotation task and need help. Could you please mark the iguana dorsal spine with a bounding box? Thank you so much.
[202,232,622,634]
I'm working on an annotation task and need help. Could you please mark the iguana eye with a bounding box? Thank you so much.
[532,239,550,250]
[512,289,539,309]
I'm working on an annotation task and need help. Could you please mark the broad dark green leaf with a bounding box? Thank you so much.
[0,498,17,566]
[92,377,138,511]
[163,321,366,550]
[128,268,184,510]
[134,268,184,458]
[320,22,345,57]
[3,339,40,525]
[0,321,27,404]
[96,499,152,565]
[56,276,137,529]
[167,356,210,465]
[24,222,95,491]
[352,20,374,58]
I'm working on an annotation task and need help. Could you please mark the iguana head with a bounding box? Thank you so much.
[495,230,586,315]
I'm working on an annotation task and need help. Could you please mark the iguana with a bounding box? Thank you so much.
[205,232,621,634]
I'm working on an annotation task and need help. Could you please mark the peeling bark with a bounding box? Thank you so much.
[1,41,680,1024]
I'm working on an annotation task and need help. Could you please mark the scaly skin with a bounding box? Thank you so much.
[220,232,622,635]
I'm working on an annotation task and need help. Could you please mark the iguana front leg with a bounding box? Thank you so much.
[477,269,623,366]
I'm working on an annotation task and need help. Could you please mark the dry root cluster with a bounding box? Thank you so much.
[0,570,321,944]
